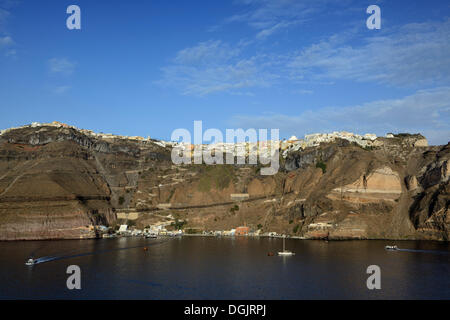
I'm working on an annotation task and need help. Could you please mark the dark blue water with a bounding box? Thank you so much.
[0,237,449,299]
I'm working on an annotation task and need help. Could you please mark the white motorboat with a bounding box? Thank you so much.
[25,258,37,266]
[145,233,157,239]
[278,237,295,256]
[278,250,295,256]
[385,245,398,250]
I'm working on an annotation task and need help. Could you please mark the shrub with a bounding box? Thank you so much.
[172,219,186,230]
[167,189,175,202]
[316,161,327,174]
[118,196,125,205]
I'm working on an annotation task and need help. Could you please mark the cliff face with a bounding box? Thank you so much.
[408,144,450,240]
[0,126,171,240]
[0,124,448,241]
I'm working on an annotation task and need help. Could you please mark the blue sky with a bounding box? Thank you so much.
[0,0,449,144]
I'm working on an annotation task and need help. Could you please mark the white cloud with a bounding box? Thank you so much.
[157,41,282,96]
[51,85,71,95]
[160,18,450,96]
[231,87,450,145]
[160,8,450,98]
[288,19,450,87]
[4,48,14,57]
[0,3,18,57]
[48,58,76,75]
[295,89,314,95]
[0,34,12,46]
[159,58,276,96]
[0,8,9,28]
[174,40,240,65]
[255,20,299,39]
[0,34,14,57]
[0,0,20,9]
[227,0,313,28]
[219,0,353,39]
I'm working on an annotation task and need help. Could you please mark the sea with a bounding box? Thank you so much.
[0,237,449,299]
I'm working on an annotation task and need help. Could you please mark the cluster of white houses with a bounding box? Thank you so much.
[0,121,153,142]
[1,122,410,159]
[109,224,183,238]
[166,131,394,161]
[280,132,379,157]
[104,223,290,238]
[83,223,291,239]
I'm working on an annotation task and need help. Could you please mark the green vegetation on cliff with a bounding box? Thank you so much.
[316,161,327,173]
[198,165,235,192]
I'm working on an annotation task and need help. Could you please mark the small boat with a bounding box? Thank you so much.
[278,237,295,256]
[25,258,36,266]
[278,250,295,256]
[145,233,157,239]
[385,245,398,250]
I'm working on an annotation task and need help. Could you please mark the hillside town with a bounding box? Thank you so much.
[0,121,409,161]
[0,121,154,142]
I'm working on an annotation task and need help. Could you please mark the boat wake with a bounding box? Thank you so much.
[396,248,449,255]
[34,256,58,264]
[26,239,169,266]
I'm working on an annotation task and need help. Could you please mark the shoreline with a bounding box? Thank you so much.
[1,233,448,243]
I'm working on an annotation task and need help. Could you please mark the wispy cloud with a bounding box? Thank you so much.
[0,34,12,46]
[51,85,71,95]
[162,17,450,96]
[0,4,15,57]
[173,40,240,65]
[0,0,20,9]
[255,20,300,39]
[231,87,450,145]
[157,40,282,96]
[292,88,314,95]
[0,8,10,30]
[0,34,14,57]
[0,0,19,32]
[4,48,14,56]
[215,0,354,40]
[48,58,76,75]
[288,19,450,87]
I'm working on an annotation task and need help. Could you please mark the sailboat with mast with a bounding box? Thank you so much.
[278,236,295,256]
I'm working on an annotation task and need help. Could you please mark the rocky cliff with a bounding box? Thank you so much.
[0,123,448,241]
